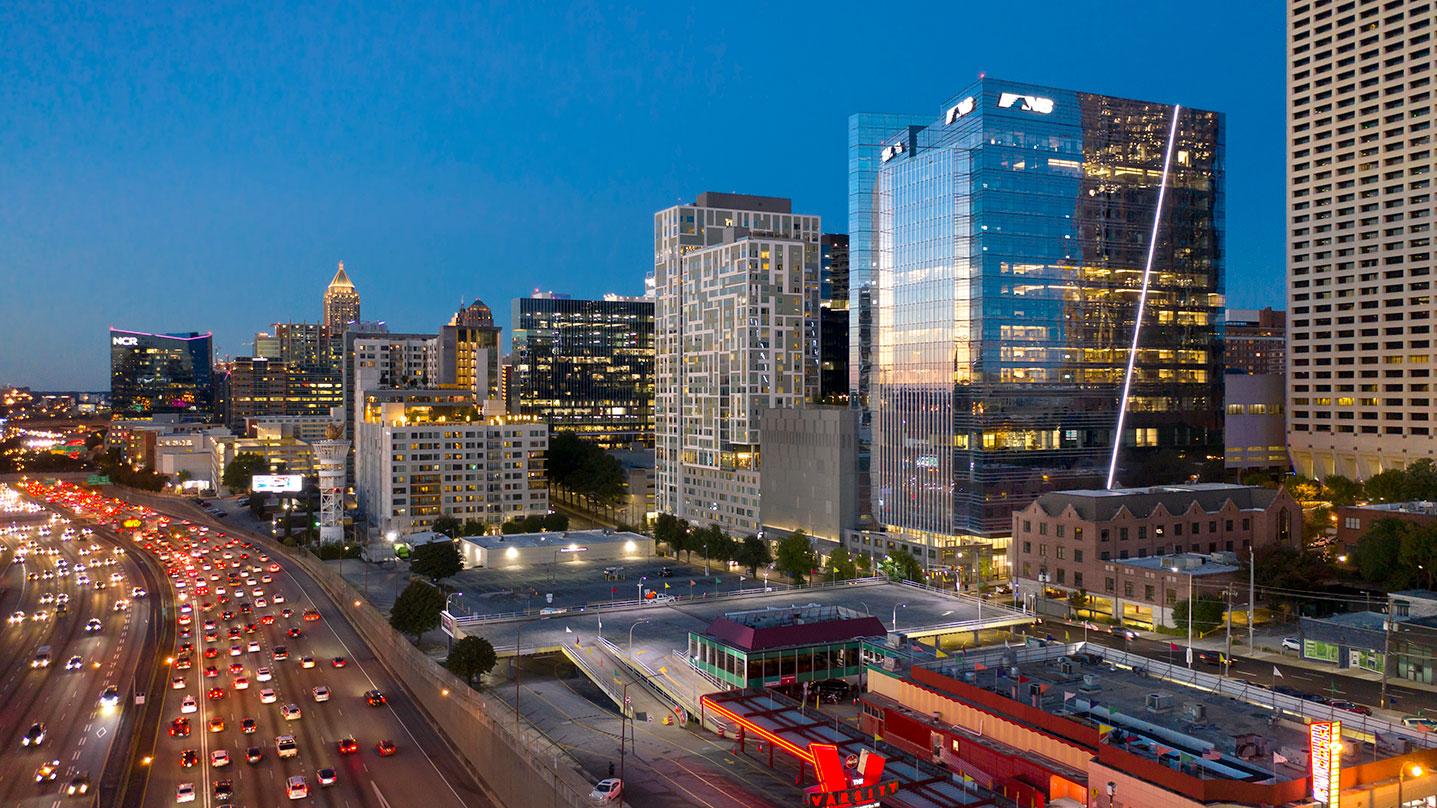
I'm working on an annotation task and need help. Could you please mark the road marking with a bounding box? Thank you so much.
[371,781,395,808]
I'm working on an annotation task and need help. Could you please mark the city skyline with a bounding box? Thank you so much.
[2,2,1284,389]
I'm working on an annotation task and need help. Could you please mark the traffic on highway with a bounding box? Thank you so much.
[14,480,479,808]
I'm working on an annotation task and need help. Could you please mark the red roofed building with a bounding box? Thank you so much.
[687,603,887,689]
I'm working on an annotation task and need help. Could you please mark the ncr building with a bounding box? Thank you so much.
[109,328,215,420]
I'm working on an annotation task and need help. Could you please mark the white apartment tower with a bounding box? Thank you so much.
[1287,0,1436,479]
[653,192,820,535]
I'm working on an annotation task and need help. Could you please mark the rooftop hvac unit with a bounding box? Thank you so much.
[1181,702,1206,722]
[1145,692,1176,714]
[1058,660,1076,675]
[1081,674,1101,691]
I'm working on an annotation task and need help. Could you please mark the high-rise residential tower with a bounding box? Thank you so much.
[109,329,215,419]
[510,293,654,448]
[653,192,821,534]
[1287,0,1435,480]
[322,261,361,335]
[860,79,1224,573]
[436,299,502,404]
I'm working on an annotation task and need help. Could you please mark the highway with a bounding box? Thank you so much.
[0,486,155,807]
[106,489,490,808]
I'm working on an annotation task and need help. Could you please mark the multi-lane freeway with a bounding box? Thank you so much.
[0,485,157,807]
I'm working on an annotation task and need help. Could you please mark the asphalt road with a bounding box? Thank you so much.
[0,494,153,808]
[116,490,492,808]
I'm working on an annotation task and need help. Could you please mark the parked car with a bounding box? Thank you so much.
[1281,636,1302,652]
[590,778,623,802]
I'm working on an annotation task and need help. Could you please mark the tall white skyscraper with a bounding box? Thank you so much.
[1287,0,1437,479]
[653,192,820,534]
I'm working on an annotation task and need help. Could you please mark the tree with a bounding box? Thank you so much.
[460,519,488,537]
[1353,517,1408,587]
[389,580,445,641]
[446,635,497,686]
[1367,459,1437,503]
[694,525,727,566]
[1171,594,1226,634]
[774,531,818,585]
[734,534,771,576]
[221,453,268,492]
[880,549,924,583]
[1322,475,1364,507]
[826,546,858,582]
[410,541,463,582]
[542,512,569,531]
[1253,544,1333,614]
[431,516,462,538]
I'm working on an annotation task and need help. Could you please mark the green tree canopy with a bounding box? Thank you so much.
[880,549,924,583]
[389,580,446,641]
[222,453,268,492]
[826,546,857,582]
[1366,459,1437,503]
[431,516,462,538]
[774,530,818,585]
[1321,475,1364,507]
[547,432,628,509]
[1171,594,1226,634]
[734,534,771,576]
[410,540,463,582]
[446,635,498,686]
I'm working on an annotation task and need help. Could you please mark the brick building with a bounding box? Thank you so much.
[1010,484,1301,630]
[1335,501,1437,551]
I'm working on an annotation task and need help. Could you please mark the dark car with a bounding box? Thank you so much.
[365,689,387,707]
[1330,699,1374,715]
[244,746,263,764]
[1194,651,1222,666]
[213,779,234,801]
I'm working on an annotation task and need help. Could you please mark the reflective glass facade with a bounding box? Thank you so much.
[866,79,1224,548]
[510,295,654,449]
[109,329,215,419]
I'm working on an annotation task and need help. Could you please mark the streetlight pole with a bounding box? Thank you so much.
[1187,572,1194,668]
[513,622,523,732]
[1248,544,1255,652]
[629,618,650,656]
[445,591,464,653]
[892,602,907,633]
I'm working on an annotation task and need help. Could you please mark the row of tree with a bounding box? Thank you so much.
[387,579,496,686]
[428,512,569,539]
[546,433,627,512]
[1267,459,1437,507]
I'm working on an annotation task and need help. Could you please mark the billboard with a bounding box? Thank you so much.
[1310,720,1341,806]
[251,475,304,493]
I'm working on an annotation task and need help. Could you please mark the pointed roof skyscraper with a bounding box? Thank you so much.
[323,260,361,334]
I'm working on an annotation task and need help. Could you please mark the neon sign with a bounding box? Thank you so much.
[998,92,1054,114]
[1310,720,1341,806]
[112,336,139,346]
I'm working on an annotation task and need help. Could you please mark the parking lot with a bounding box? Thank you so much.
[446,557,787,618]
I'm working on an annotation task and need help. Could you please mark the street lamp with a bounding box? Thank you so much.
[892,602,908,633]
[1400,762,1424,807]
[1172,565,1194,668]
[629,618,650,655]
[445,591,465,616]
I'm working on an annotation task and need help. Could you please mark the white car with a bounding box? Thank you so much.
[276,734,299,759]
[171,676,186,689]
[181,695,198,714]
[590,778,623,802]
[259,688,277,704]
[1281,636,1302,652]
[272,592,285,604]
[247,641,261,653]
[312,686,330,703]
[281,703,302,720]
[256,666,273,682]
[176,782,196,803]
[210,749,231,767]
[287,775,308,799]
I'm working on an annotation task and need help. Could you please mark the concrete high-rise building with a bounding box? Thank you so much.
[109,329,215,420]
[1287,0,1435,480]
[1225,308,1286,376]
[322,261,361,335]
[653,192,821,535]
[342,331,438,439]
[510,293,654,449]
[354,389,548,536]
[859,79,1224,574]
[436,299,502,404]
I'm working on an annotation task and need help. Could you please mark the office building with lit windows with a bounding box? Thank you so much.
[437,299,503,405]
[859,79,1225,574]
[510,293,654,449]
[1286,0,1437,480]
[109,328,215,419]
[654,192,821,535]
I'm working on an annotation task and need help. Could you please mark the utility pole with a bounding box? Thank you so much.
[1224,584,1233,676]
[1381,605,1393,709]
[1248,545,1255,651]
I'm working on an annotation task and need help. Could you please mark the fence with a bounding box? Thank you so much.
[285,548,598,808]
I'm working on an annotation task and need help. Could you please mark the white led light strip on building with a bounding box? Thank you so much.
[1107,103,1182,490]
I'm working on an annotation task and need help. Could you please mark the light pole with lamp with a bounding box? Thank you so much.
[1400,762,1424,807]
[1172,564,1194,668]
[892,602,908,633]
[629,618,650,656]
[444,591,464,652]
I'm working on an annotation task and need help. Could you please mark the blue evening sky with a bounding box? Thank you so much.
[0,2,1285,390]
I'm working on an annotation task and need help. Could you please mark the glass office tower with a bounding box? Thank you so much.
[109,328,215,419]
[862,79,1224,565]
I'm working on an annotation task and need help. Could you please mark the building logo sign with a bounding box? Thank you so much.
[945,96,976,125]
[998,92,1054,114]
[112,336,139,346]
[880,141,905,163]
[1310,720,1341,806]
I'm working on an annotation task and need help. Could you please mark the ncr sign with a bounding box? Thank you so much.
[1309,720,1341,806]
